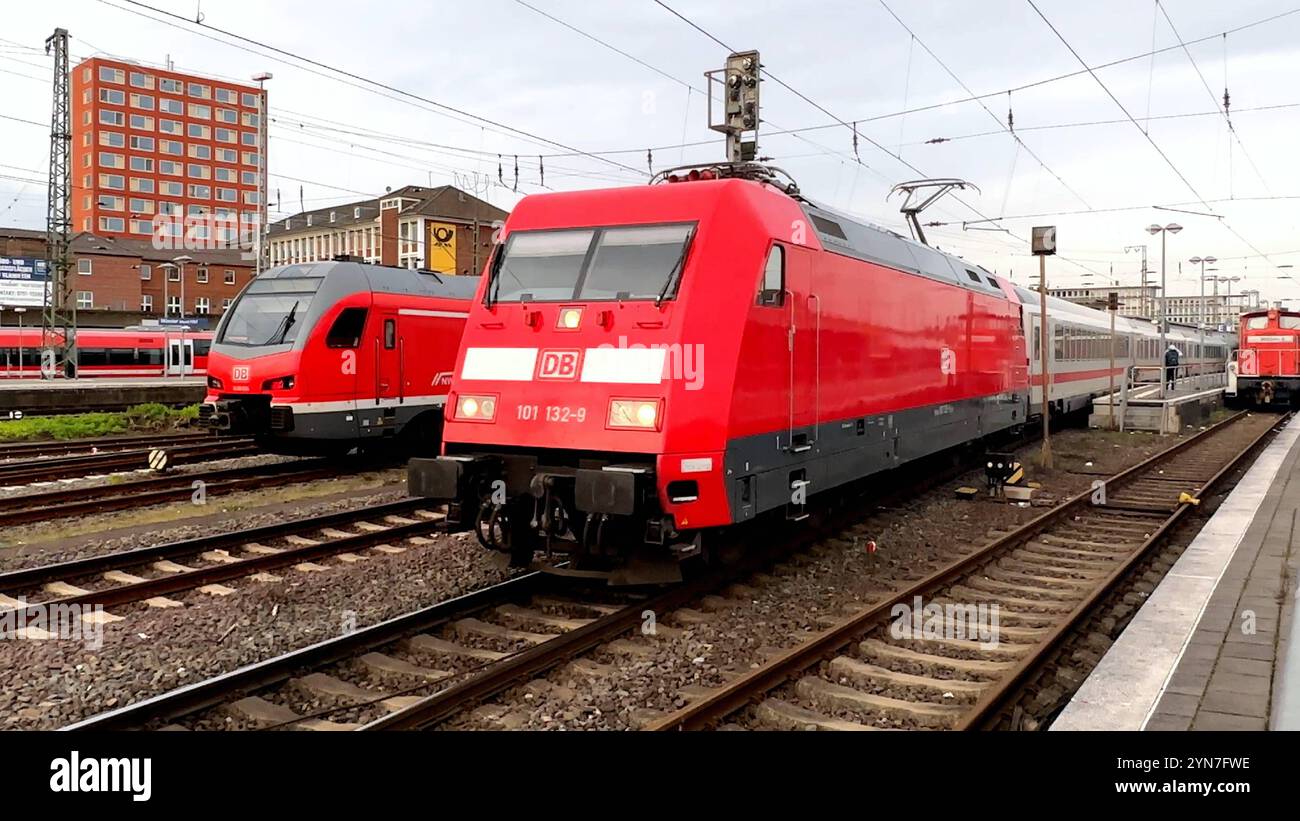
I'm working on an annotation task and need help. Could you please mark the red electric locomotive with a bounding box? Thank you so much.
[1234,307,1300,405]
[408,164,1032,581]
[201,259,478,455]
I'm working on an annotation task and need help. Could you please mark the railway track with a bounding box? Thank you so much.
[0,459,345,528]
[0,498,443,620]
[0,431,213,461]
[0,437,258,485]
[59,422,1042,732]
[642,410,1286,731]
[62,573,669,730]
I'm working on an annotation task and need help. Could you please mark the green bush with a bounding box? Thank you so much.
[0,403,201,442]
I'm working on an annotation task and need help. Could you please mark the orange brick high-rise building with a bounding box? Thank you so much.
[70,57,265,247]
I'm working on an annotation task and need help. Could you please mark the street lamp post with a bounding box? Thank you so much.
[1213,276,1241,328]
[1147,223,1183,397]
[1125,244,1150,318]
[14,307,26,375]
[159,262,175,318]
[172,254,193,320]
[1189,255,1216,368]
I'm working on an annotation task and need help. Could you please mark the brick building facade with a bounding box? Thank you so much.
[268,184,507,275]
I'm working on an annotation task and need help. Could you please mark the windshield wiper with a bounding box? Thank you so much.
[655,230,694,308]
[264,300,299,346]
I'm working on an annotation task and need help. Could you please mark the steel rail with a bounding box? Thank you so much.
[0,497,429,593]
[645,410,1278,731]
[62,573,551,730]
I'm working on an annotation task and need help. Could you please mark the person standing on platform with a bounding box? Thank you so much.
[1165,344,1181,392]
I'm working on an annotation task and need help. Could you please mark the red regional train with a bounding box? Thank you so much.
[1231,307,1300,405]
[0,327,211,378]
[200,259,478,455]
[406,164,1233,582]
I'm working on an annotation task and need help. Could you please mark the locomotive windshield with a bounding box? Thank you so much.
[218,277,322,347]
[487,223,695,304]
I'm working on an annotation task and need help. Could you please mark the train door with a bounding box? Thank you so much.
[166,337,194,376]
[785,245,818,452]
[374,310,401,404]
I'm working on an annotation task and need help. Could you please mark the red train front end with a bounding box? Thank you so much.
[1236,308,1300,406]
[202,260,475,455]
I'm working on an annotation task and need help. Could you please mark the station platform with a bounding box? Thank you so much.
[0,377,206,415]
[1052,412,1300,731]
[1089,373,1226,433]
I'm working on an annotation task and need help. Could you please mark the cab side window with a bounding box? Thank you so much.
[383,318,397,349]
[325,307,368,349]
[757,244,784,307]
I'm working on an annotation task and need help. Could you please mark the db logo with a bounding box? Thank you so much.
[232,366,250,382]
[537,350,580,380]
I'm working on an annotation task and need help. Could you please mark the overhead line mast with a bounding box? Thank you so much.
[42,27,74,379]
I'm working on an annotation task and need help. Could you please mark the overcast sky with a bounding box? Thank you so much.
[3,0,1298,303]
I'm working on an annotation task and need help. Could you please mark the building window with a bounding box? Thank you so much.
[97,195,123,211]
[214,88,236,104]
[159,77,181,93]
[240,131,257,146]
[98,216,125,233]
[130,93,155,110]
[217,148,237,164]
[215,128,236,143]
[189,144,212,160]
[214,167,236,183]
[167,295,181,316]
[129,71,153,89]
[129,135,154,151]
[216,108,237,124]
[99,174,125,190]
[187,163,211,179]
[216,188,236,202]
[243,191,260,205]
[241,111,260,127]
[141,294,153,312]
[99,110,125,127]
[159,98,183,115]
[130,219,151,235]
[188,103,211,120]
[98,151,124,169]
[241,151,257,166]
[187,124,211,140]
[188,184,211,199]
[77,258,92,275]
[241,92,259,108]
[77,291,93,309]
[159,119,182,135]
[130,177,155,194]
[241,170,257,186]
[195,297,210,315]
[159,161,181,176]
[221,298,232,310]
[129,157,154,173]
[187,82,211,99]
[196,267,209,284]
[224,269,235,285]
[160,181,184,197]
[167,266,180,282]
[99,131,125,147]
[98,66,124,84]
[99,88,125,105]
[160,140,182,156]
[140,264,152,280]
